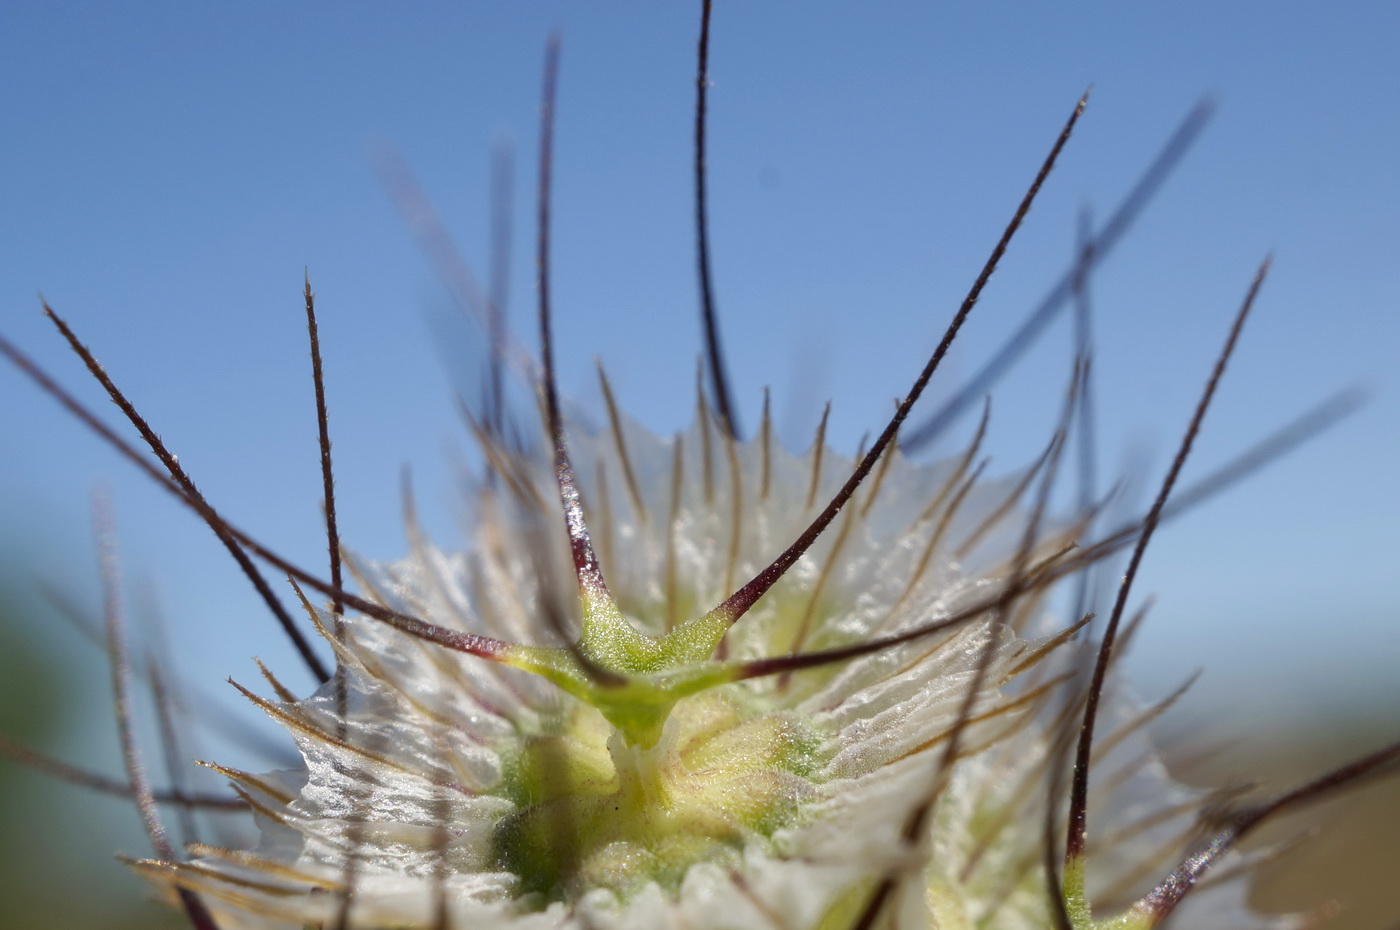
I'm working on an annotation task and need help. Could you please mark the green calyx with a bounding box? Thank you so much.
[504,591,738,751]
[494,678,819,902]
[492,591,822,902]
[1060,856,1156,930]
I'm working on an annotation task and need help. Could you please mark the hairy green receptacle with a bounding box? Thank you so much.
[494,689,820,901]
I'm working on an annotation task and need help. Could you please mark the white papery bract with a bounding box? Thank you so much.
[136,412,1286,930]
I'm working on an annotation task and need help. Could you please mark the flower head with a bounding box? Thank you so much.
[137,410,1268,929]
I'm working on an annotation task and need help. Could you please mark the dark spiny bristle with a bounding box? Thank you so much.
[693,0,741,444]
[43,304,333,685]
[1067,260,1268,864]
[707,90,1087,633]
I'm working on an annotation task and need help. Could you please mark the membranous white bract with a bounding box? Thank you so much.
[137,411,1278,929]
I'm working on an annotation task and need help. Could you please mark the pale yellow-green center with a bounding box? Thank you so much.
[490,584,841,901]
[494,687,819,901]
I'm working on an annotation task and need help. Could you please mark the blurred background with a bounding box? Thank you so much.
[1,1,1396,927]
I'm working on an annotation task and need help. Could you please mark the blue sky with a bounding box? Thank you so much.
[2,0,1397,756]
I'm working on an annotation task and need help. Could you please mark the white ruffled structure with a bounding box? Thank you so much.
[138,412,1284,929]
